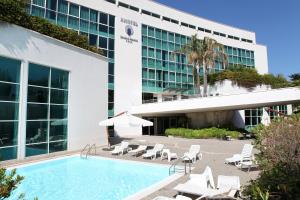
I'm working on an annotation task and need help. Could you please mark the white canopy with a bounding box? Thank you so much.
[261,108,271,126]
[99,112,153,127]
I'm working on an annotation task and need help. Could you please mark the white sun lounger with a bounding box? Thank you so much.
[225,144,253,165]
[182,145,202,163]
[111,141,129,155]
[197,175,240,199]
[174,167,240,199]
[174,166,215,196]
[128,145,147,156]
[153,195,192,200]
[142,144,164,160]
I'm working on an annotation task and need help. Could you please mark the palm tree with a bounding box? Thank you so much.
[174,34,203,95]
[174,35,228,97]
[201,37,228,96]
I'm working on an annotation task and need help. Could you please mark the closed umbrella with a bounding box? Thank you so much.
[261,108,271,126]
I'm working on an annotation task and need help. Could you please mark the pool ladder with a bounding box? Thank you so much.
[169,156,192,175]
[80,144,97,159]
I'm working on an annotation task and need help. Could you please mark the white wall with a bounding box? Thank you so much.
[0,23,108,159]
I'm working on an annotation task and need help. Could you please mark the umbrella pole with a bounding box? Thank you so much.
[106,126,110,148]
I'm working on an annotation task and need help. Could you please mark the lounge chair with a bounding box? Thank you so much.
[161,149,178,162]
[174,166,215,195]
[142,144,164,160]
[225,144,253,165]
[197,175,240,199]
[174,167,240,199]
[111,141,129,155]
[128,145,147,156]
[182,145,202,163]
[237,156,257,172]
[153,195,192,200]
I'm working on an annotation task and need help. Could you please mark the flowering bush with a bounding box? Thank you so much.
[244,114,300,199]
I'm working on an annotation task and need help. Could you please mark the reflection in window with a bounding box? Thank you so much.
[26,63,69,157]
[0,56,20,161]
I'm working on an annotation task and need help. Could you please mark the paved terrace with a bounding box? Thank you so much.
[3,136,259,200]
[101,136,259,200]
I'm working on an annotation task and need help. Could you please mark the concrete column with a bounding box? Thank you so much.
[177,94,182,100]
[157,94,163,102]
[17,60,28,160]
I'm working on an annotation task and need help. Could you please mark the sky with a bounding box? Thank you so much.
[154,0,300,79]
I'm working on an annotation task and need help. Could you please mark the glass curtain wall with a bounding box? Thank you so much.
[245,105,288,129]
[0,56,20,161]
[141,24,255,94]
[29,0,115,117]
[26,63,68,157]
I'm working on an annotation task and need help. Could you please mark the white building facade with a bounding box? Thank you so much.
[0,23,108,161]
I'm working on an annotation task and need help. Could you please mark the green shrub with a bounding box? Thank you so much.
[243,114,300,199]
[0,0,102,55]
[208,66,290,89]
[165,127,240,139]
[0,167,24,199]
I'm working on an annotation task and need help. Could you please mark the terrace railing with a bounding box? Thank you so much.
[80,144,97,159]
[169,156,192,175]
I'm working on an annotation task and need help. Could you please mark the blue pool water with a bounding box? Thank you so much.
[10,156,170,200]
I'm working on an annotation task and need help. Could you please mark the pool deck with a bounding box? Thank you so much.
[2,136,259,200]
[97,136,259,200]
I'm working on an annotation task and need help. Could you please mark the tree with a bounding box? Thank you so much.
[175,35,227,96]
[289,73,300,82]
[201,37,228,96]
[174,34,203,94]
[0,167,24,199]
[289,73,300,87]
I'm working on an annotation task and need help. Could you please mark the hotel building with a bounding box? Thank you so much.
[0,0,296,161]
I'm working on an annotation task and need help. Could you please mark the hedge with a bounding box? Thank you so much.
[165,127,240,139]
[0,0,102,55]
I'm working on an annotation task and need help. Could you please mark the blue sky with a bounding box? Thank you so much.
[155,0,300,79]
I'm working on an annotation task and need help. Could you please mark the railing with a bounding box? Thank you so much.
[80,144,97,159]
[169,156,192,175]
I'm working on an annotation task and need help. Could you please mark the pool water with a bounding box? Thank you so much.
[10,156,170,200]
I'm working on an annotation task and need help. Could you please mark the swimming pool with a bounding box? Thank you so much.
[10,156,179,200]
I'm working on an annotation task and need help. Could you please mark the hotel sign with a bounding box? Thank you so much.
[120,18,138,44]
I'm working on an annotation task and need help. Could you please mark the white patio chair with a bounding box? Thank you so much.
[128,145,147,156]
[161,149,178,162]
[225,144,253,165]
[111,141,129,155]
[142,144,164,160]
[182,145,202,163]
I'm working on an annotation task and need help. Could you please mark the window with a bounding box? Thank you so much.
[105,0,116,4]
[46,0,57,10]
[26,63,69,157]
[118,2,139,12]
[142,10,160,19]
[69,3,79,17]
[0,56,21,161]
